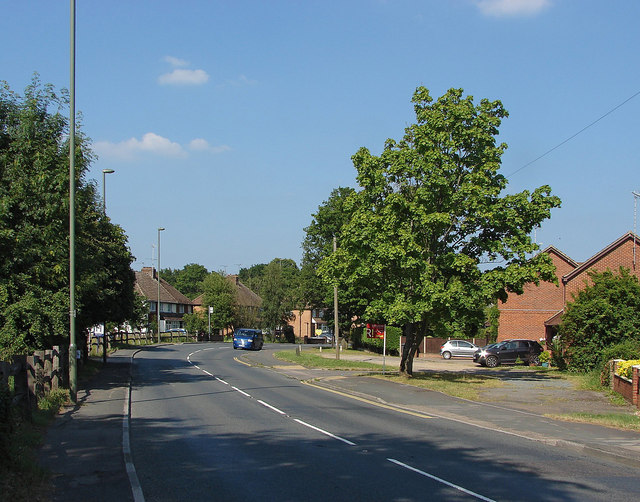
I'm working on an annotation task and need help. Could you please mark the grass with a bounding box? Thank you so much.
[0,359,101,501]
[274,349,384,371]
[545,412,640,431]
[374,372,506,401]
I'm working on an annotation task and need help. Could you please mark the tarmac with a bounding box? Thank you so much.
[38,345,640,501]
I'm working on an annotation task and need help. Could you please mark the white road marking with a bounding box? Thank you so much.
[215,377,229,385]
[387,458,496,502]
[293,419,357,446]
[257,400,287,415]
[232,386,251,397]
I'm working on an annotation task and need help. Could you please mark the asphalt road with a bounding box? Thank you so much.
[129,343,640,501]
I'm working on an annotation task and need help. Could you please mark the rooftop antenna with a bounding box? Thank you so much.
[633,192,640,269]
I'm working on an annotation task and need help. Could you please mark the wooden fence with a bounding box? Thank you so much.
[0,346,68,412]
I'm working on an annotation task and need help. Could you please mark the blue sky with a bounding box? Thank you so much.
[2,0,639,274]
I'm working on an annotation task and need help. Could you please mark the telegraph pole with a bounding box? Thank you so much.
[334,236,340,360]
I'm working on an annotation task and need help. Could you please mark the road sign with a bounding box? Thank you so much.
[366,323,385,339]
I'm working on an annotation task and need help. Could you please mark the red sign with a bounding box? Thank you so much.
[366,324,385,339]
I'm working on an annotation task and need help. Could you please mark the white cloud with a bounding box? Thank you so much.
[93,132,187,160]
[188,138,231,154]
[474,0,551,17]
[158,68,210,85]
[164,55,189,67]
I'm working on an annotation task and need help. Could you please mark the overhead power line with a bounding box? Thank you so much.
[507,89,640,178]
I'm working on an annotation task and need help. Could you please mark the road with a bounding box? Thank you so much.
[129,343,640,501]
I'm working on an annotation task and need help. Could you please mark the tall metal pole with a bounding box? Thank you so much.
[334,236,340,360]
[68,0,77,403]
[101,169,114,364]
[157,227,165,343]
[102,169,114,213]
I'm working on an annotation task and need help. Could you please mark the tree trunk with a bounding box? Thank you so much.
[399,322,421,377]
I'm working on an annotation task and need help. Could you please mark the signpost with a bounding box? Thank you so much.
[367,323,387,374]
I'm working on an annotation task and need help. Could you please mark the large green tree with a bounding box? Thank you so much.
[558,268,640,372]
[320,87,561,375]
[0,77,135,357]
[256,259,300,337]
[160,263,208,299]
[200,272,236,333]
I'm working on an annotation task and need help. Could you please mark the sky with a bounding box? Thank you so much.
[2,0,640,274]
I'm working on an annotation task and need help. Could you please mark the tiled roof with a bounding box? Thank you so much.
[562,232,640,283]
[134,267,193,305]
[191,275,262,308]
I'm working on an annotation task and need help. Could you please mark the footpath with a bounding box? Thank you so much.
[38,346,640,501]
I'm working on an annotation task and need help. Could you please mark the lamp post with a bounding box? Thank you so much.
[101,169,114,364]
[157,227,165,344]
[102,169,114,213]
[69,0,77,402]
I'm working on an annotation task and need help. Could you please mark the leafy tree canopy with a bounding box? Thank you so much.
[161,263,208,299]
[0,76,135,357]
[200,272,236,332]
[319,87,561,375]
[558,267,640,372]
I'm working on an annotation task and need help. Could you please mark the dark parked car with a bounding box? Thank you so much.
[440,340,479,359]
[233,328,264,351]
[473,339,543,368]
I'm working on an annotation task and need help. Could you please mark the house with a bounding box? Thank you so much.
[497,232,640,346]
[287,308,331,340]
[134,267,194,331]
[192,275,262,335]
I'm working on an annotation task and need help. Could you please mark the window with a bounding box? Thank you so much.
[149,301,157,312]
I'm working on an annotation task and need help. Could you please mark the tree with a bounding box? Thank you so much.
[200,272,236,333]
[0,76,136,357]
[259,259,300,338]
[319,87,561,375]
[160,263,208,299]
[558,268,640,372]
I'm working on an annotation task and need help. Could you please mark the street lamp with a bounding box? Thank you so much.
[102,169,114,213]
[157,227,165,344]
[101,169,114,364]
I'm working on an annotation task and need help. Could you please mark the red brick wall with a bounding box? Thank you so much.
[497,250,575,342]
[565,239,640,300]
[288,310,314,339]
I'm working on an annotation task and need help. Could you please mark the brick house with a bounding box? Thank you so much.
[497,232,640,346]
[134,267,194,330]
[287,308,330,340]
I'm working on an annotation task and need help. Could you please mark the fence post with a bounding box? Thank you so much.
[632,365,640,408]
[611,359,622,391]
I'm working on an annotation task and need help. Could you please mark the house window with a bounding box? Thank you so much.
[149,301,157,312]
[178,304,185,314]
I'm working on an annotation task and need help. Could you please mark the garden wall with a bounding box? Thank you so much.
[610,360,640,409]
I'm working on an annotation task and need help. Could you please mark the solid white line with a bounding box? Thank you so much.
[124,357,145,502]
[232,386,251,397]
[257,400,287,415]
[387,458,496,502]
[294,418,357,446]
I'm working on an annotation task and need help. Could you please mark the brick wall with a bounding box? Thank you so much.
[497,249,575,342]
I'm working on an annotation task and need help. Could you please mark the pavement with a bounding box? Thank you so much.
[38,345,640,501]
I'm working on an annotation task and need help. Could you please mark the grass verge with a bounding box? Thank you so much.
[274,350,384,371]
[545,412,640,431]
[1,358,101,501]
[373,372,506,401]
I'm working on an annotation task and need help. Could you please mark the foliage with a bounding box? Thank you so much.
[0,76,136,358]
[160,263,208,299]
[319,87,561,375]
[183,311,208,335]
[616,360,640,379]
[538,350,551,363]
[200,272,236,332]
[352,325,402,356]
[558,268,640,372]
[254,258,300,334]
[481,305,500,343]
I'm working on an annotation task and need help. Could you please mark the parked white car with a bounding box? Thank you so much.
[439,339,479,359]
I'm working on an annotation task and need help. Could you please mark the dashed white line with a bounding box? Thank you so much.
[232,386,251,397]
[387,458,496,502]
[257,400,287,415]
[293,418,357,446]
[215,377,229,385]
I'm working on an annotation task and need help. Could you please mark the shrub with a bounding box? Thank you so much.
[352,326,402,356]
[616,360,640,379]
[539,350,550,363]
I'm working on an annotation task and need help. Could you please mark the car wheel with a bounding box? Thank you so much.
[529,354,540,366]
[233,346,237,350]
[442,351,452,360]
[485,355,499,368]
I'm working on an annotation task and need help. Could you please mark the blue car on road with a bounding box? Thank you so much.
[232,328,264,350]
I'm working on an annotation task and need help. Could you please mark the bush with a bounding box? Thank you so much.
[598,340,640,386]
[352,326,402,356]
[616,360,640,379]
